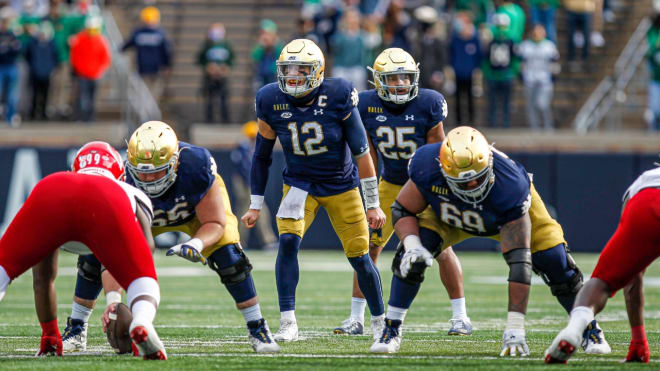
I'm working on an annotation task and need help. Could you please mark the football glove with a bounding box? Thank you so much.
[36,335,62,356]
[624,339,650,363]
[400,238,433,278]
[166,238,207,265]
[500,329,530,357]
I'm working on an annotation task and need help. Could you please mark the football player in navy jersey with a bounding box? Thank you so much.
[371,126,610,356]
[241,39,387,342]
[62,121,279,354]
[334,48,471,337]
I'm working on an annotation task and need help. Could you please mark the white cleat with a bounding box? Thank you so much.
[62,317,88,352]
[129,319,167,360]
[370,315,385,341]
[582,320,611,354]
[370,318,402,353]
[544,327,582,364]
[273,319,298,342]
[247,319,280,353]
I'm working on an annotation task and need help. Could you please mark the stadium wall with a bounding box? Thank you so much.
[0,147,657,253]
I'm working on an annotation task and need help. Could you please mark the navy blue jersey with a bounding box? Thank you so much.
[126,141,216,227]
[256,78,360,196]
[409,143,531,236]
[359,88,447,185]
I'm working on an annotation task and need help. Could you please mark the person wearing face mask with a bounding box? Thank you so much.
[518,24,559,130]
[24,20,59,120]
[197,22,234,123]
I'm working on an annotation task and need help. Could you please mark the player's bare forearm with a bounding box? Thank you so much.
[32,251,59,322]
[426,122,445,143]
[258,119,276,139]
[195,179,227,247]
[368,136,378,174]
[394,215,420,242]
[393,181,427,241]
[499,214,531,253]
[136,206,155,253]
[101,270,122,296]
[356,152,377,179]
[194,222,225,248]
[624,271,645,327]
[500,214,532,314]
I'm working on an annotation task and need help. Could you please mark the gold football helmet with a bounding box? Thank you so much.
[439,126,495,204]
[126,121,179,197]
[276,38,325,97]
[368,48,420,104]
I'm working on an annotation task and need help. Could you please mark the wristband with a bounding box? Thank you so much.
[506,311,525,330]
[249,195,265,210]
[403,235,423,251]
[360,176,379,209]
[186,238,204,252]
[106,291,121,306]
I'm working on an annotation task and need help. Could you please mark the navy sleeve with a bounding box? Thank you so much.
[250,134,275,196]
[428,91,448,130]
[357,92,368,125]
[255,87,268,122]
[338,79,359,117]
[187,147,216,202]
[343,107,370,157]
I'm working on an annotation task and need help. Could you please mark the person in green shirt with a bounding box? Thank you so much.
[455,0,494,26]
[251,19,284,89]
[197,22,234,123]
[493,0,525,43]
[647,13,660,131]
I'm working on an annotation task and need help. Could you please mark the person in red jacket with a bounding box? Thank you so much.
[69,15,111,122]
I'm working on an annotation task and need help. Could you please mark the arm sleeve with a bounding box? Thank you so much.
[250,133,276,196]
[428,93,448,130]
[343,107,370,158]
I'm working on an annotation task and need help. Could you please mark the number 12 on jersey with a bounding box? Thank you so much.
[287,121,328,156]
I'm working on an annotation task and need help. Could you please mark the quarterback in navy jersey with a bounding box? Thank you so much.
[371,126,610,356]
[63,121,279,354]
[334,48,470,337]
[241,39,387,342]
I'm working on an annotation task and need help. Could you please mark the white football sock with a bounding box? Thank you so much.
[450,297,468,320]
[568,306,594,333]
[132,300,157,325]
[0,266,9,302]
[240,304,263,323]
[126,277,160,307]
[386,305,407,322]
[71,302,93,322]
[350,297,366,323]
[281,310,296,322]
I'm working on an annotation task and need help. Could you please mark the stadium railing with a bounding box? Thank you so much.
[574,17,651,134]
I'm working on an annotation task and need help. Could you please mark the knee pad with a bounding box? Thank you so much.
[208,244,253,285]
[77,254,102,283]
[391,242,428,285]
[532,244,584,297]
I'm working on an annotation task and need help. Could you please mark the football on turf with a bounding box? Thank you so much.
[106,303,133,354]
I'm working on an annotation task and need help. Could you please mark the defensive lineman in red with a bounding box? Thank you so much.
[545,166,660,364]
[0,141,166,360]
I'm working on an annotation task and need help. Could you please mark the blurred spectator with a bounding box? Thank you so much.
[493,0,525,43]
[647,12,660,131]
[16,0,42,47]
[412,5,447,92]
[292,15,320,46]
[69,15,110,122]
[361,15,382,69]
[312,0,342,54]
[24,20,58,120]
[590,0,605,48]
[197,22,233,124]
[564,0,596,65]
[482,13,517,128]
[450,11,481,124]
[0,7,21,126]
[529,0,558,43]
[519,24,559,130]
[230,121,277,250]
[251,19,283,90]
[383,0,411,51]
[454,0,494,26]
[331,8,367,91]
[121,6,171,101]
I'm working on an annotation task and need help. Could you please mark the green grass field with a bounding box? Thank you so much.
[1,249,658,370]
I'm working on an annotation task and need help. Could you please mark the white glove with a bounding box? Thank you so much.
[500,329,530,357]
[166,238,207,265]
[400,235,434,278]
